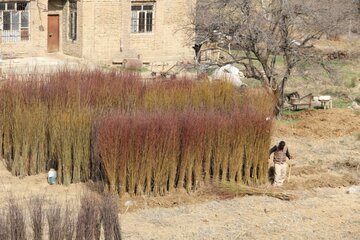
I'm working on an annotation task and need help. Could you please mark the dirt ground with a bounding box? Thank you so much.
[119,109,360,239]
[0,108,359,239]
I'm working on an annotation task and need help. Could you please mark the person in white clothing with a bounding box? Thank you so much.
[48,168,57,185]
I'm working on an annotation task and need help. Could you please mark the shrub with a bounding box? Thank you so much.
[0,69,275,190]
[355,97,360,104]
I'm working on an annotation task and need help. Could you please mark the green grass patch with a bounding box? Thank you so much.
[242,77,262,87]
[320,88,348,98]
[123,66,150,73]
[329,59,360,87]
[332,98,352,108]
[282,119,302,124]
[344,77,358,88]
[356,132,360,141]
[137,66,151,73]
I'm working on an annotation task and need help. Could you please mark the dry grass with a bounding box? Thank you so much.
[213,182,295,201]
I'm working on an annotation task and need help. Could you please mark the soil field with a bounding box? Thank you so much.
[0,108,359,239]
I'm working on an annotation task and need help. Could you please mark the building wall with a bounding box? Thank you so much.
[1,0,196,65]
[81,0,196,65]
[61,0,82,58]
[125,0,196,66]
[82,0,123,63]
[0,0,48,58]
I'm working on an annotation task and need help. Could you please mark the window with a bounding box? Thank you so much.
[131,3,154,33]
[69,0,77,40]
[0,1,30,42]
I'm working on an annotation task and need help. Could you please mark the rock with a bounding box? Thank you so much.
[125,200,135,207]
[210,64,245,87]
[351,101,360,110]
[346,186,359,194]
[346,186,360,194]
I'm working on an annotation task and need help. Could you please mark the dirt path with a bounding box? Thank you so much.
[121,188,360,240]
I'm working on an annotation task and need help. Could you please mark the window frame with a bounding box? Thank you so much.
[0,1,30,42]
[68,0,77,41]
[131,2,155,34]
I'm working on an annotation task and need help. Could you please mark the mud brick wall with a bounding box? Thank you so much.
[1,0,196,65]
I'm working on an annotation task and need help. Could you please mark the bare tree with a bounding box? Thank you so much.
[191,0,359,116]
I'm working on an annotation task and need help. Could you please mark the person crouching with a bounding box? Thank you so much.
[269,141,292,187]
[48,168,57,185]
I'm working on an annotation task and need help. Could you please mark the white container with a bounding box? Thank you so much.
[319,95,331,101]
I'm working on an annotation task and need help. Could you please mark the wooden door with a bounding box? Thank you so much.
[48,15,59,52]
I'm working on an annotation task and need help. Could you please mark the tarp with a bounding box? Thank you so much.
[319,95,331,101]
[211,64,245,87]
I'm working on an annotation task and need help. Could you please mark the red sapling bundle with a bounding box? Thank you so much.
[96,107,272,195]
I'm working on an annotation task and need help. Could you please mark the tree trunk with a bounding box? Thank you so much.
[274,74,289,118]
[274,92,284,119]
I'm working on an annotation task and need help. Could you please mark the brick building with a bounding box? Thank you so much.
[0,0,195,65]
